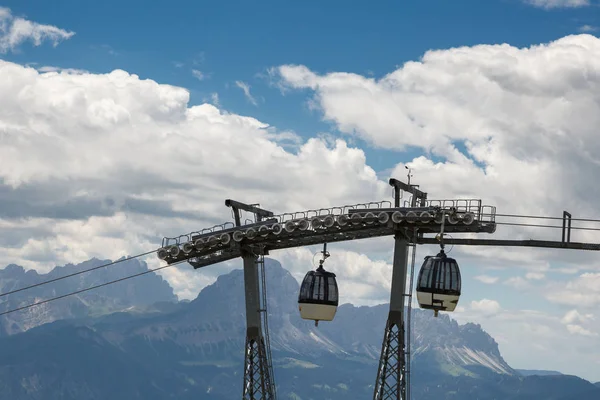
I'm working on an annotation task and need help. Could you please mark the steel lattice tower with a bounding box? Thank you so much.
[241,250,276,400]
[373,180,426,400]
[243,335,275,399]
[373,318,406,399]
[372,232,410,400]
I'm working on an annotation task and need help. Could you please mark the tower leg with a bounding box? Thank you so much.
[242,252,275,399]
[373,235,409,400]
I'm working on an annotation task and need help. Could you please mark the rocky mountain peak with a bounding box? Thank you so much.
[190,257,300,313]
[0,257,177,336]
[1,256,514,377]
[2,264,25,274]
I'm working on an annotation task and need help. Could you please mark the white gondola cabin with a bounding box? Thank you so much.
[416,249,461,317]
[298,265,339,326]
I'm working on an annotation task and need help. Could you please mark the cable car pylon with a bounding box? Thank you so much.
[242,249,275,400]
[373,234,410,400]
[158,178,500,399]
[223,201,277,400]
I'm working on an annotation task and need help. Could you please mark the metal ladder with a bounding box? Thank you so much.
[257,253,277,399]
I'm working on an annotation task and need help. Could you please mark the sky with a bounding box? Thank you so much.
[1,0,600,382]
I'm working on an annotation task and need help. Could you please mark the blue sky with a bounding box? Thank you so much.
[3,0,598,174]
[0,0,597,281]
[2,0,600,379]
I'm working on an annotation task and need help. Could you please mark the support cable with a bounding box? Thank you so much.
[0,259,181,317]
[0,250,159,298]
[491,213,600,223]
[494,221,600,232]
[5,213,600,314]
[5,213,600,299]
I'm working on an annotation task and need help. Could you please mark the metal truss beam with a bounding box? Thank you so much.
[186,235,600,271]
[188,249,242,269]
[417,238,600,251]
[161,205,496,268]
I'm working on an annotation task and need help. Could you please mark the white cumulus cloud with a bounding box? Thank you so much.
[470,299,502,315]
[235,80,258,106]
[0,7,74,54]
[3,32,600,381]
[578,25,598,33]
[561,309,594,324]
[547,273,600,308]
[475,275,499,284]
[566,324,597,336]
[505,276,531,290]
[191,69,206,81]
[525,0,590,9]
[525,272,545,280]
[0,59,390,301]
[274,34,600,273]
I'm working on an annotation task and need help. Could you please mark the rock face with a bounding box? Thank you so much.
[0,257,598,400]
[0,258,177,336]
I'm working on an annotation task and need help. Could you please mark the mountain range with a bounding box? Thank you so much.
[0,258,176,336]
[0,257,598,399]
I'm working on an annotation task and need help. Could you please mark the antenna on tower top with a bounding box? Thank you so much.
[405,165,413,186]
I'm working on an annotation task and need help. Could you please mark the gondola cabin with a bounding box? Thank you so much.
[298,266,339,326]
[416,250,461,317]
